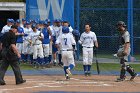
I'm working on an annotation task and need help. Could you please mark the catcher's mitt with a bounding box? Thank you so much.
[117,51,126,57]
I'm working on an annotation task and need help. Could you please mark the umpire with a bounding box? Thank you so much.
[0,25,26,85]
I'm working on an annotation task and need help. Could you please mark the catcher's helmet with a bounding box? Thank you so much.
[116,21,127,27]
[62,26,69,33]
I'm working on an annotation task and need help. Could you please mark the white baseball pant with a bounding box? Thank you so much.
[82,47,93,65]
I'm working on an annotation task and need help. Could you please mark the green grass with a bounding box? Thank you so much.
[7,63,35,70]
[74,63,140,72]
[1,62,140,72]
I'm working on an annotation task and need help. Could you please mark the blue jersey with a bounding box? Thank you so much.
[16,26,24,43]
[42,28,50,44]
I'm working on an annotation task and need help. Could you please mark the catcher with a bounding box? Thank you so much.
[116,21,138,82]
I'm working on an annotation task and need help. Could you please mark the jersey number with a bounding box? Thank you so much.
[64,38,67,45]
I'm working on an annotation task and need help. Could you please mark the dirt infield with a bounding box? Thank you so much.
[0,75,140,93]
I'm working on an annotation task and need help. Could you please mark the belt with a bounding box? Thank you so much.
[33,44,42,45]
[83,46,93,48]
[62,49,73,51]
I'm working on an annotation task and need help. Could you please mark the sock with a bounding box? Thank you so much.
[40,58,44,65]
[24,54,28,62]
[83,65,87,72]
[21,54,24,61]
[68,64,74,70]
[44,57,48,64]
[48,55,52,63]
[33,59,37,64]
[29,55,33,63]
[87,65,91,72]
[54,59,56,63]
[64,66,68,75]
[58,54,62,63]
[37,57,41,64]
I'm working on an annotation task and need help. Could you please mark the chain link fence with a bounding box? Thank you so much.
[75,0,140,61]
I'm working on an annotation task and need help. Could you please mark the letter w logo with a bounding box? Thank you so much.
[37,0,65,20]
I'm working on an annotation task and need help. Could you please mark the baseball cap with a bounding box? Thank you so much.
[10,19,15,23]
[7,19,11,22]
[43,21,48,25]
[16,19,20,23]
[31,24,36,28]
[45,19,51,23]
[22,18,26,21]
[54,19,60,23]
[26,21,30,25]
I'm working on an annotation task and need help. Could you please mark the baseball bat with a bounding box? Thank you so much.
[94,47,100,75]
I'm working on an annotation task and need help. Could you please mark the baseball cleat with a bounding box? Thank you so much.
[87,72,91,76]
[130,73,138,81]
[115,78,125,82]
[66,69,72,77]
[84,72,88,77]
[58,62,63,67]
[0,82,6,85]
[53,61,56,66]
[66,76,70,80]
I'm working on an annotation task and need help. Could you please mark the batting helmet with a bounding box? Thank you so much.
[62,26,69,33]
[72,29,80,37]
[116,21,127,27]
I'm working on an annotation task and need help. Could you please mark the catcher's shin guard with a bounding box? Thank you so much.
[120,64,126,79]
[126,65,136,76]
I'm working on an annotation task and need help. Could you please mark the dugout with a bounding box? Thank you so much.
[0,2,25,31]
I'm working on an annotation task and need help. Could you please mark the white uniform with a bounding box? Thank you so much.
[30,30,44,59]
[53,26,62,54]
[79,31,97,65]
[69,26,73,33]
[23,27,33,54]
[48,26,53,55]
[1,25,11,33]
[52,25,62,39]
[56,33,76,66]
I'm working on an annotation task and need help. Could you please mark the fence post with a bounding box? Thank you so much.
[128,0,133,61]
[76,0,80,60]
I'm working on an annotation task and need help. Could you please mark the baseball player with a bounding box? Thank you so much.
[1,19,12,34]
[10,19,15,25]
[116,21,138,82]
[62,20,73,33]
[52,19,63,66]
[30,24,44,66]
[15,19,24,62]
[56,26,76,80]
[22,21,33,63]
[79,23,98,76]
[42,21,52,65]
[46,19,53,64]
[20,18,26,28]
